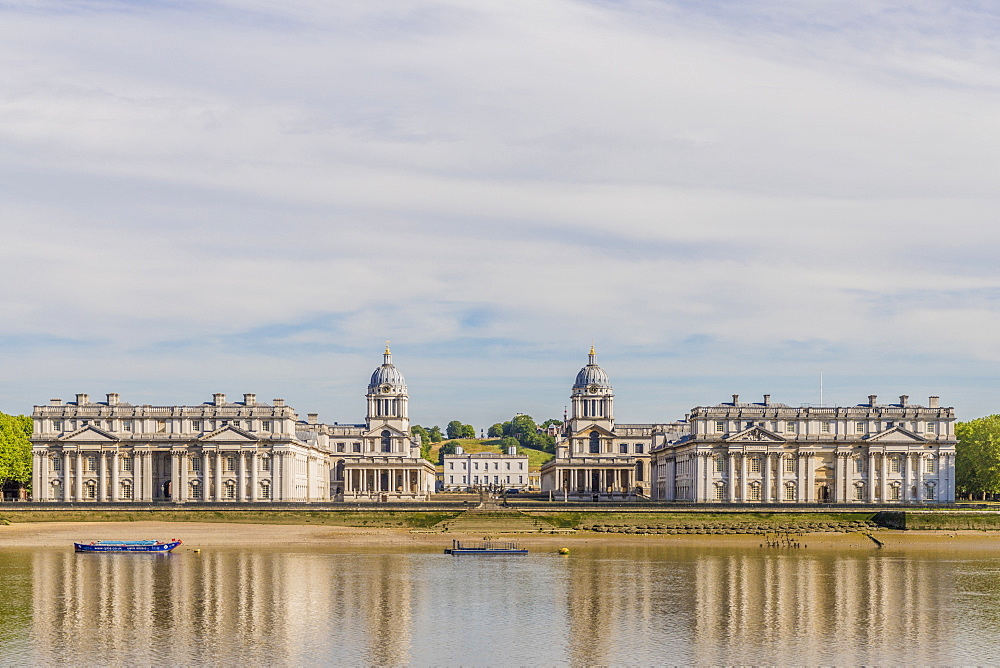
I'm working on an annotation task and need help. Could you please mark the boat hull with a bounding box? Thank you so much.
[74,541,182,553]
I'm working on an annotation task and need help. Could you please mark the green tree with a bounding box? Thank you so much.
[0,412,32,496]
[487,423,504,438]
[438,440,461,463]
[428,425,443,443]
[446,420,464,440]
[499,436,519,451]
[957,415,1000,499]
[411,425,430,445]
[461,423,476,439]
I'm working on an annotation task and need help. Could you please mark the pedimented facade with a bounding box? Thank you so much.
[30,347,435,503]
[651,394,957,503]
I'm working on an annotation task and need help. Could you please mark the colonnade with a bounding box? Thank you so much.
[558,467,635,495]
[342,466,430,498]
[655,450,956,503]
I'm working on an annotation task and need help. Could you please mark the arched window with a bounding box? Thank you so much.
[635,460,644,482]
[589,431,600,454]
[381,430,392,453]
[225,480,236,500]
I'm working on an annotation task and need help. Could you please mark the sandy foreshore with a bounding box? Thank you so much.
[3,521,1000,552]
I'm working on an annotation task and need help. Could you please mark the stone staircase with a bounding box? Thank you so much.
[431,509,564,534]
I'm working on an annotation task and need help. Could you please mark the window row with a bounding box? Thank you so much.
[49,419,275,434]
[713,420,941,435]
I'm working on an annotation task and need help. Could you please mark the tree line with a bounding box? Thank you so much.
[0,412,31,497]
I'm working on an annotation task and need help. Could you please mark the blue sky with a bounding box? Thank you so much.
[1,0,999,427]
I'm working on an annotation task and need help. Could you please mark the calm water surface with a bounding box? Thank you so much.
[2,543,1000,665]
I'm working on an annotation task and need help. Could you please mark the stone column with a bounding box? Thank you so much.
[904,454,913,502]
[169,451,179,502]
[844,454,853,503]
[948,454,957,501]
[879,453,889,503]
[75,452,84,502]
[32,451,42,501]
[691,455,702,502]
[283,453,295,500]
[727,453,736,502]
[805,454,815,503]
[762,453,772,503]
[868,451,877,503]
[37,453,48,501]
[215,452,223,502]
[305,456,312,502]
[63,451,72,502]
[915,454,924,502]
[98,450,107,502]
[178,453,188,503]
[250,452,259,502]
[201,451,211,502]
[775,454,784,503]
[237,450,246,502]
[740,455,749,503]
[144,451,154,502]
[833,452,843,503]
[111,451,119,502]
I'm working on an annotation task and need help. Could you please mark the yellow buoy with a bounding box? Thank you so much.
[558,547,570,555]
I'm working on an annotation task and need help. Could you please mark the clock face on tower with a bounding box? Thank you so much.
[587,384,600,394]
[380,384,392,394]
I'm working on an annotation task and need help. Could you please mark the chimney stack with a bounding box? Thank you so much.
[107,393,119,406]
[732,394,739,405]
[50,398,62,406]
[899,395,909,407]
[244,393,256,406]
[273,398,285,407]
[307,413,318,425]
[213,393,226,406]
[76,393,89,405]
[929,396,940,408]
[868,394,878,407]
[763,394,771,406]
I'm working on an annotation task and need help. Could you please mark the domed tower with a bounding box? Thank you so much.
[568,345,614,433]
[366,343,409,432]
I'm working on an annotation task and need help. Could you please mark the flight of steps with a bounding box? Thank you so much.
[432,509,564,534]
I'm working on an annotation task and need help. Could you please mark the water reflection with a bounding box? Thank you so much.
[5,545,1000,664]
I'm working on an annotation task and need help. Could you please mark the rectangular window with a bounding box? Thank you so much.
[121,456,132,472]
[190,483,201,500]
[784,485,796,501]
[619,444,628,454]
[785,422,795,433]
[192,420,201,431]
[749,484,761,501]
[925,458,935,474]
[855,458,863,473]
[226,456,237,472]
[749,458,761,473]
[715,485,725,500]
[336,442,345,453]
[926,422,937,434]
[714,457,725,473]
[856,422,865,433]
[890,457,901,473]
[352,443,361,453]
[519,462,524,470]
[505,462,510,470]
[449,476,453,483]
[493,476,499,484]
[821,422,831,433]
[854,485,864,501]
[53,457,62,472]
[53,420,63,431]
[261,484,271,499]
[156,420,166,434]
[262,457,271,472]
[122,484,133,500]
[890,485,901,501]
[191,457,201,472]
[715,421,725,433]
[123,420,133,432]
[262,421,271,432]
[635,443,644,454]
[232,421,241,430]
[784,457,794,473]
[86,456,97,472]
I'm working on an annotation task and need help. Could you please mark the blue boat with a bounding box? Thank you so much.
[444,539,527,555]
[74,539,183,553]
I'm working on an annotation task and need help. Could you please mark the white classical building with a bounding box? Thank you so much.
[540,348,687,499]
[441,446,530,491]
[30,347,435,503]
[650,394,957,504]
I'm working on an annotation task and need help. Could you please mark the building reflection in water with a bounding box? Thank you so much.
[27,550,414,665]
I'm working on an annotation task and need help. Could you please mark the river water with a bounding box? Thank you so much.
[2,544,1000,665]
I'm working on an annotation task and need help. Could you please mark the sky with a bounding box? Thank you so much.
[1,0,999,428]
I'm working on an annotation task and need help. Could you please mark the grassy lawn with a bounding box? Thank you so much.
[0,510,460,528]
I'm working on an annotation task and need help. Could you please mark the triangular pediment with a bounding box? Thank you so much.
[198,425,258,442]
[571,424,616,439]
[866,426,926,443]
[725,426,786,443]
[59,425,119,442]
[364,424,410,439]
